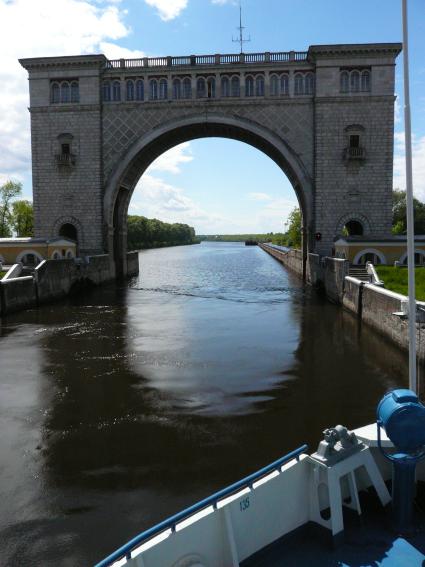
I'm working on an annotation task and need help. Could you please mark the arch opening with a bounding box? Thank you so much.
[104,116,313,277]
[344,220,363,236]
[59,222,78,243]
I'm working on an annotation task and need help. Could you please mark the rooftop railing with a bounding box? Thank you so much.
[105,51,308,70]
[94,444,308,567]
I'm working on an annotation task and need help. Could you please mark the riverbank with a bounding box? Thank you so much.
[259,242,425,362]
[131,240,201,251]
[0,251,139,316]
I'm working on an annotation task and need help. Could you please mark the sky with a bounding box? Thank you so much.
[0,0,424,234]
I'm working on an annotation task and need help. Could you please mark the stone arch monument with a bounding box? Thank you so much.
[20,43,401,275]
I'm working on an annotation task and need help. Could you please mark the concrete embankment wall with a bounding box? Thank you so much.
[0,251,141,316]
[259,243,348,302]
[343,276,425,359]
[260,242,425,360]
[257,244,304,277]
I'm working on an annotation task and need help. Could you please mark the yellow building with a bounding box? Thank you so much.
[0,237,77,267]
[334,237,425,265]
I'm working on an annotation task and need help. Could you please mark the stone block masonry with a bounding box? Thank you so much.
[19,43,402,275]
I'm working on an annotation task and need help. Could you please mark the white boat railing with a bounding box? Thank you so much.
[94,444,307,567]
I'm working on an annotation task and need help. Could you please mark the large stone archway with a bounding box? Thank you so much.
[20,43,401,276]
[104,113,314,275]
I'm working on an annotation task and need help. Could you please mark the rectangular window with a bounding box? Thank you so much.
[349,135,360,148]
[61,143,70,155]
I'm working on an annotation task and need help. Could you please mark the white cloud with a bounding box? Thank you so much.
[99,42,146,60]
[393,132,425,201]
[144,0,188,21]
[248,192,272,201]
[0,0,136,186]
[147,143,193,174]
[130,175,229,232]
[129,170,299,234]
[395,94,401,124]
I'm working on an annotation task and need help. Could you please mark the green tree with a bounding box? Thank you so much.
[285,207,302,248]
[0,180,22,237]
[392,189,425,235]
[12,200,33,237]
[127,215,198,250]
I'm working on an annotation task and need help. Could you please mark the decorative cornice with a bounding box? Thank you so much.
[19,54,107,71]
[308,43,402,60]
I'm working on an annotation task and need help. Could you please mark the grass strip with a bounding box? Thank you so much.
[375,266,425,301]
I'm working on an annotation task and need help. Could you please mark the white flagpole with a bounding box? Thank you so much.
[402,0,417,392]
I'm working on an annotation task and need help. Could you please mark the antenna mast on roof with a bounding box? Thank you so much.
[232,0,250,53]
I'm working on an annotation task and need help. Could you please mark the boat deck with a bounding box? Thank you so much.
[242,485,425,567]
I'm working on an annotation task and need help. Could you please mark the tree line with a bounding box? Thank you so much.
[2,178,425,247]
[127,215,200,250]
[199,208,302,248]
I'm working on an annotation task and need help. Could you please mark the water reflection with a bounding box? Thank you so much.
[126,244,301,416]
[0,242,411,566]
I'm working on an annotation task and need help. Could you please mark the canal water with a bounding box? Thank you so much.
[0,242,410,566]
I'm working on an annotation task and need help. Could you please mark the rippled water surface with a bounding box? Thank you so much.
[0,242,410,565]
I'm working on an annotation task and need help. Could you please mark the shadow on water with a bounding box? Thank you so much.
[0,243,413,565]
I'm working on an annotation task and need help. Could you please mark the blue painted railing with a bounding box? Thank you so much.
[95,444,308,567]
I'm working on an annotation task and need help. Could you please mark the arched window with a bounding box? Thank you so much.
[173,78,181,99]
[207,77,216,98]
[150,79,158,100]
[350,70,360,93]
[61,82,70,103]
[245,76,254,97]
[270,74,279,96]
[159,79,168,100]
[361,70,371,92]
[401,251,425,266]
[183,78,192,99]
[23,253,37,266]
[340,71,349,93]
[221,76,230,97]
[197,78,206,98]
[305,73,315,95]
[344,220,363,236]
[103,81,111,102]
[294,73,304,95]
[126,80,134,101]
[280,74,289,95]
[51,82,60,103]
[59,223,78,243]
[231,76,240,97]
[66,249,74,259]
[70,81,79,103]
[255,75,265,97]
[359,252,382,265]
[136,79,144,101]
[112,81,121,101]
[52,251,61,260]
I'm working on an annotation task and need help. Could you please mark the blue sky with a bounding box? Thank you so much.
[1,0,424,234]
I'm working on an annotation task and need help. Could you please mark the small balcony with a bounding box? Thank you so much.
[55,153,76,166]
[344,146,366,160]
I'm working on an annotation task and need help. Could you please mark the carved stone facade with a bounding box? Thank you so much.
[20,44,401,273]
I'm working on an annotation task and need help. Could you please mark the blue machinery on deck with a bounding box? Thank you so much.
[95,444,308,567]
[377,389,425,532]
